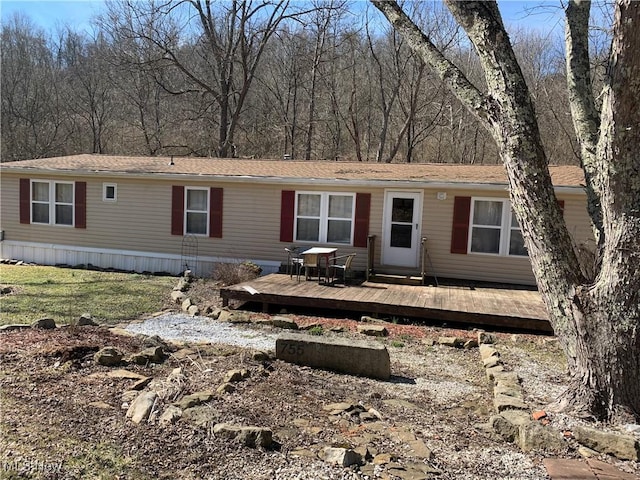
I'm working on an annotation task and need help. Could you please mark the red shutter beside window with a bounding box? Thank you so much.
[75,181,87,229]
[557,199,565,212]
[19,178,30,224]
[353,193,371,248]
[171,186,185,235]
[280,190,295,242]
[209,187,223,238]
[451,196,471,254]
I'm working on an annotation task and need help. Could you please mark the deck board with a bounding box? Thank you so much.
[220,274,552,332]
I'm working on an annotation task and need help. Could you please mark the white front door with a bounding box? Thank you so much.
[382,191,422,268]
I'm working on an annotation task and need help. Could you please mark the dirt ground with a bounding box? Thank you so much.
[1,280,638,480]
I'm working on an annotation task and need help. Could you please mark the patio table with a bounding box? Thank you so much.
[301,247,338,284]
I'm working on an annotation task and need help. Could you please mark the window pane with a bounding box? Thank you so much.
[105,185,116,199]
[298,194,321,217]
[473,201,502,226]
[328,195,352,218]
[391,224,413,248]
[392,198,414,223]
[55,183,73,203]
[32,182,49,202]
[296,218,319,241]
[327,219,351,243]
[510,212,520,228]
[470,227,500,254]
[509,230,527,256]
[187,189,207,211]
[186,212,207,234]
[55,205,73,225]
[32,203,49,223]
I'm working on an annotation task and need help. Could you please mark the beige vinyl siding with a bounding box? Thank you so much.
[416,188,593,285]
[1,172,592,285]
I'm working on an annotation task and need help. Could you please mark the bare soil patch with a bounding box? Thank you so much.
[1,280,638,480]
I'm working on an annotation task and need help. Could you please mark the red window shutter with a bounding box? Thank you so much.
[75,182,87,229]
[557,199,565,212]
[451,196,471,254]
[280,190,295,242]
[209,187,223,238]
[19,178,30,224]
[171,186,185,235]
[353,193,371,248]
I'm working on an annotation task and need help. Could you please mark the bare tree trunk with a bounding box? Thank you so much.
[372,0,640,421]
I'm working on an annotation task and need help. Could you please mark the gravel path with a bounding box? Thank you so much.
[126,313,278,351]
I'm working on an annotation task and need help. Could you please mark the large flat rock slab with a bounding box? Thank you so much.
[276,333,391,380]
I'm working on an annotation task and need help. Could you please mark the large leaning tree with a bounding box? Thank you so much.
[371,0,639,423]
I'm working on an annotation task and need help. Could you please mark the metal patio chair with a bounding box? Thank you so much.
[329,253,356,285]
[284,246,304,281]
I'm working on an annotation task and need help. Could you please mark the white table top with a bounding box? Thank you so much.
[302,247,338,255]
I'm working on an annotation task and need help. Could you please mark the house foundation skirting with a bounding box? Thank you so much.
[0,240,280,277]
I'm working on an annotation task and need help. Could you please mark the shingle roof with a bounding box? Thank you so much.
[1,154,585,187]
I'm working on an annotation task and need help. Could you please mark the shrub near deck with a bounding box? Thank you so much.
[276,332,391,380]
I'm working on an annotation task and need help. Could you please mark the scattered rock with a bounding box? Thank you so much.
[320,447,363,467]
[130,346,166,365]
[76,313,98,326]
[270,316,298,329]
[223,369,250,383]
[478,332,498,344]
[175,278,190,292]
[573,425,640,461]
[121,390,140,405]
[187,305,200,316]
[218,311,250,323]
[171,290,187,303]
[493,393,528,413]
[463,339,479,349]
[517,421,566,452]
[159,406,183,426]
[217,383,235,394]
[174,391,215,410]
[88,401,114,410]
[105,369,147,380]
[438,336,464,348]
[0,324,30,332]
[181,298,193,312]
[131,377,152,391]
[373,453,395,465]
[213,423,273,448]
[483,356,502,368]
[490,414,520,442]
[31,318,56,329]
[126,391,158,424]
[356,325,388,337]
[94,347,124,366]
[479,344,499,361]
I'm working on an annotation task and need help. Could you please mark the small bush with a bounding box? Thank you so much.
[212,261,262,285]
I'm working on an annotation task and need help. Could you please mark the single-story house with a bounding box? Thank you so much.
[0,154,592,285]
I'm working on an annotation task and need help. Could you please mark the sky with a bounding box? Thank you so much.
[0,0,565,36]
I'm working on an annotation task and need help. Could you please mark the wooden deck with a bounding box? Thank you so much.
[219,274,552,333]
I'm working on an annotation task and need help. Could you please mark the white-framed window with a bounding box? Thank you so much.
[31,180,74,226]
[185,187,209,235]
[103,183,117,202]
[295,192,355,244]
[469,198,526,256]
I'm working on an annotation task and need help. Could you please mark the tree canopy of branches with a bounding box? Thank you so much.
[372,0,639,422]
[3,1,578,163]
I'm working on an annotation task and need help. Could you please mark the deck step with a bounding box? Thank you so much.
[368,274,423,286]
